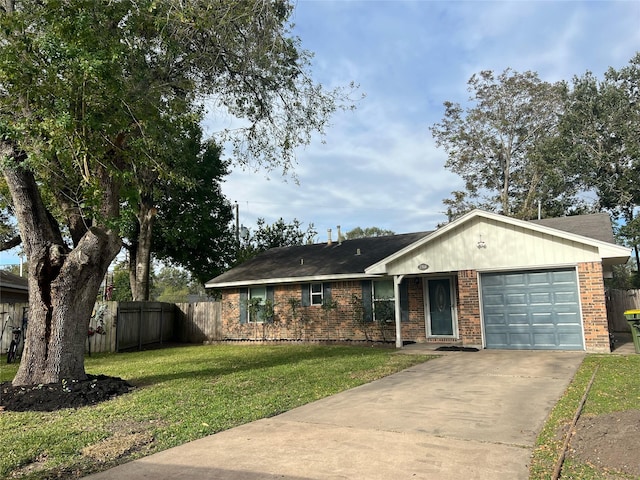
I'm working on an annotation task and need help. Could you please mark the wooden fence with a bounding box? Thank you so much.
[175,301,222,343]
[0,302,28,356]
[87,301,118,355]
[116,302,175,351]
[606,289,640,333]
[1,300,222,356]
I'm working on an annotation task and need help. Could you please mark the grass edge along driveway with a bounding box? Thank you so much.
[0,344,434,480]
[529,354,640,479]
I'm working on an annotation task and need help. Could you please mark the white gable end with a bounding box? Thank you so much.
[366,210,630,276]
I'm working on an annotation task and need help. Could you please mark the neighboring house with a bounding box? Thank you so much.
[206,210,630,353]
[0,270,28,304]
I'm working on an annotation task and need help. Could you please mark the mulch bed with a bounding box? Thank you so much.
[0,375,134,412]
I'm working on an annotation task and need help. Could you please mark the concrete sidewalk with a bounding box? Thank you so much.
[85,350,584,480]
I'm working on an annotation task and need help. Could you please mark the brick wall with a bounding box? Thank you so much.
[220,280,432,344]
[578,262,610,353]
[219,263,608,351]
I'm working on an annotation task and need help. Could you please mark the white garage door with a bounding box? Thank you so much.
[481,269,584,350]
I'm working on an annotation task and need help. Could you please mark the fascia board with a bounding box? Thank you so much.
[205,273,384,289]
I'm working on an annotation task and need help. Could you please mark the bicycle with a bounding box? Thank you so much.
[3,308,28,364]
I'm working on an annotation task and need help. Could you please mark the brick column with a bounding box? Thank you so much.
[457,270,482,346]
[578,262,610,353]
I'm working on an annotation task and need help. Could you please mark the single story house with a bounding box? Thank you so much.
[206,209,630,352]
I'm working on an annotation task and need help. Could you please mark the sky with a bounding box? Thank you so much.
[215,0,640,243]
[1,0,639,267]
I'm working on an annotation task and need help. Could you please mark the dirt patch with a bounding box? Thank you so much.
[82,430,154,463]
[0,375,134,412]
[569,410,640,477]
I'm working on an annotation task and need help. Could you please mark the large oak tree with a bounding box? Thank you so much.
[430,69,577,220]
[561,53,640,269]
[0,0,353,386]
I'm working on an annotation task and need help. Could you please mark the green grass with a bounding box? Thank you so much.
[529,355,640,479]
[0,344,433,479]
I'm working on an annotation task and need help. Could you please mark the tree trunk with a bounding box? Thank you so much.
[14,230,121,385]
[2,146,121,386]
[128,201,156,301]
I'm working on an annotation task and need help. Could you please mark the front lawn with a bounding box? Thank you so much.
[0,344,433,479]
[530,355,640,479]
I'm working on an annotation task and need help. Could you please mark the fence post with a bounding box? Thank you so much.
[116,303,120,352]
[138,303,143,351]
[160,303,164,346]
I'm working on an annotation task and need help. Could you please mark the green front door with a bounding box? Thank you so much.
[427,278,455,336]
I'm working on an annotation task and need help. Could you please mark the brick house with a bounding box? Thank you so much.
[206,210,630,353]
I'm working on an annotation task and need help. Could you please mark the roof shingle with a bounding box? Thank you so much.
[208,232,429,285]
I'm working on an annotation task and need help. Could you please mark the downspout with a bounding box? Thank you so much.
[394,275,405,349]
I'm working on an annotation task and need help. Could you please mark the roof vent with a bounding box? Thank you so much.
[327,228,332,246]
[356,248,361,255]
[337,225,342,245]
[300,258,304,265]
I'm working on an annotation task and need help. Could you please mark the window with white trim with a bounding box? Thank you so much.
[310,283,324,305]
[248,286,267,323]
[373,280,395,323]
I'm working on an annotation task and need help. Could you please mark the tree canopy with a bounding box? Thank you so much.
[344,226,395,239]
[431,69,578,220]
[234,217,317,265]
[561,53,640,222]
[0,0,354,386]
[151,137,235,286]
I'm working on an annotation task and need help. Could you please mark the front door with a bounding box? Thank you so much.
[426,278,456,337]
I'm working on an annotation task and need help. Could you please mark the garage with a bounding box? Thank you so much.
[481,269,584,350]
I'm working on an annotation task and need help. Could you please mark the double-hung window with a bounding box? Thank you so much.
[248,286,267,323]
[373,280,395,323]
[310,283,324,305]
[302,283,331,307]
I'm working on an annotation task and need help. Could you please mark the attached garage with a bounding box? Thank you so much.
[481,269,584,350]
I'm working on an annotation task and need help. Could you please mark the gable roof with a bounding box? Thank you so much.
[206,209,629,289]
[529,213,616,244]
[205,232,429,288]
[365,209,629,275]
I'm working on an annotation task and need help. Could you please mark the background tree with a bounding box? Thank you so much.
[561,53,640,269]
[152,265,204,303]
[110,262,133,303]
[121,123,235,298]
[151,137,235,287]
[0,0,354,386]
[235,218,317,265]
[430,69,574,220]
[344,226,395,239]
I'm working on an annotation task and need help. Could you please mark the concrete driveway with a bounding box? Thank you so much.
[85,349,584,480]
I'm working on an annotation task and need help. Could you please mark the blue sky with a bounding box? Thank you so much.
[219,0,640,242]
[1,0,639,267]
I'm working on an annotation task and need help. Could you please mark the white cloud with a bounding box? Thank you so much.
[221,0,639,240]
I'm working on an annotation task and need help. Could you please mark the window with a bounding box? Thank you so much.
[302,283,331,307]
[248,286,267,323]
[373,280,395,322]
[311,283,323,305]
